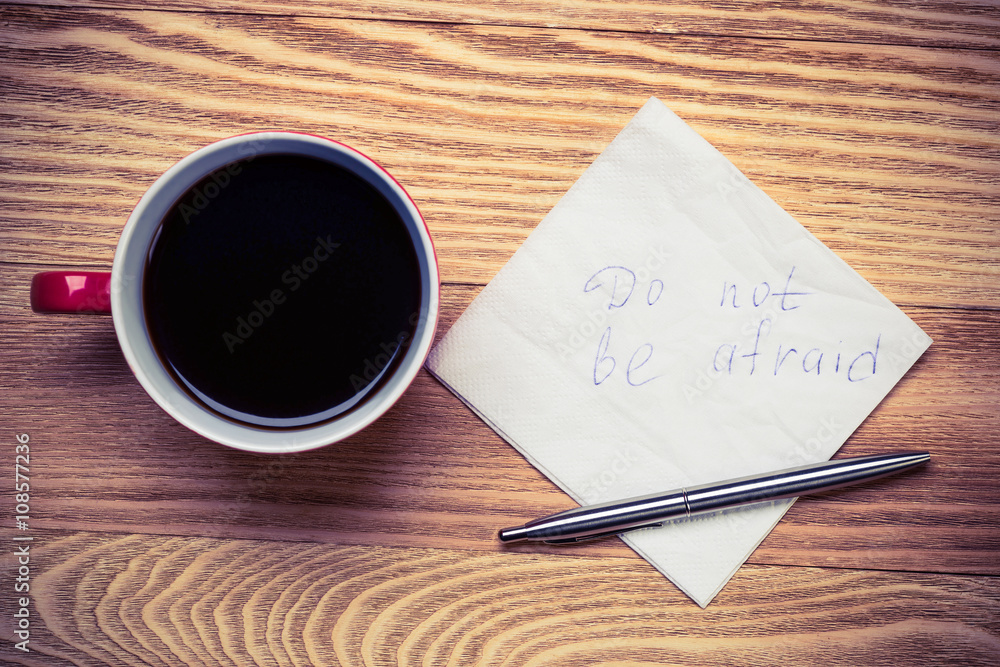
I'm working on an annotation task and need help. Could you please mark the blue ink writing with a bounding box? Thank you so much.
[627,344,659,386]
[591,326,662,387]
[647,279,664,306]
[582,263,883,389]
[847,335,880,382]
[712,267,881,382]
[741,318,771,375]
[713,335,881,381]
[720,266,811,311]
[584,266,636,311]
[594,327,616,385]
[584,265,663,387]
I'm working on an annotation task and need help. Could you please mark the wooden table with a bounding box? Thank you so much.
[2,1,999,664]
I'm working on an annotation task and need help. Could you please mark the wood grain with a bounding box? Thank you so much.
[1,532,998,666]
[2,265,998,575]
[2,6,998,307]
[1,1,998,663]
[8,0,1000,49]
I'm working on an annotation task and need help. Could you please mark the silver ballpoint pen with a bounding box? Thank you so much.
[498,451,930,544]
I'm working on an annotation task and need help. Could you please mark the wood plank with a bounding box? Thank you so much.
[2,7,998,307]
[5,0,1000,49]
[3,264,998,574]
[0,531,997,666]
[2,3,997,661]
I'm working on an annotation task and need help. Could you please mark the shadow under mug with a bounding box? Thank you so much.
[31,132,439,454]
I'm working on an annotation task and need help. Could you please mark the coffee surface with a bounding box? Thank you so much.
[144,153,422,427]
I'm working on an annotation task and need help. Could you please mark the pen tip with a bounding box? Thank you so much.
[498,525,529,543]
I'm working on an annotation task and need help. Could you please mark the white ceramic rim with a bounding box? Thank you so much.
[111,132,439,453]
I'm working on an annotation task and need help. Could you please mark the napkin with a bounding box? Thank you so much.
[427,98,931,607]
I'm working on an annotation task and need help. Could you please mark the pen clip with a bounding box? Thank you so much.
[542,522,664,545]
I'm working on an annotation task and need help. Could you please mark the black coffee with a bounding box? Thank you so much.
[144,153,422,428]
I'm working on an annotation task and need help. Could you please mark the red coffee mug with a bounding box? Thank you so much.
[31,271,112,314]
[31,133,439,453]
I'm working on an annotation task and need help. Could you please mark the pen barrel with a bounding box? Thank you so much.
[498,451,929,544]
[507,491,689,542]
[684,451,931,514]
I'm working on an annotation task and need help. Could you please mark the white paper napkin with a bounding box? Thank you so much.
[427,98,931,606]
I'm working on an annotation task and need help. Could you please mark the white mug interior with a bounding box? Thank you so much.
[111,133,439,453]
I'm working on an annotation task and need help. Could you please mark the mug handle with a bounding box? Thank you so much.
[30,271,112,314]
